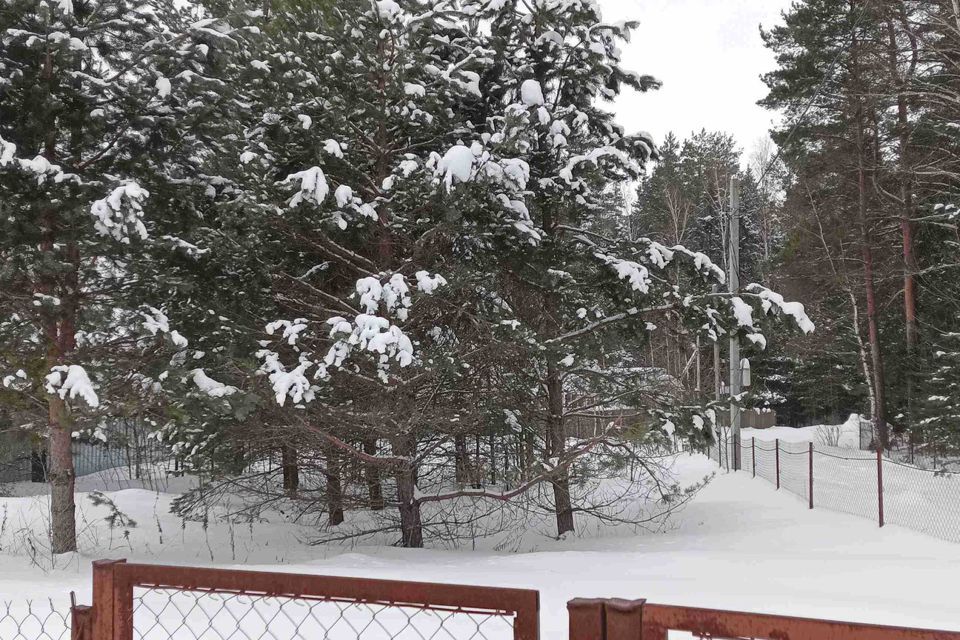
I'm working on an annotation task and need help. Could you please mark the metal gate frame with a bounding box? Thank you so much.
[75,560,539,640]
[568,598,960,640]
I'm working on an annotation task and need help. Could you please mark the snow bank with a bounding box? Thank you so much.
[743,414,864,449]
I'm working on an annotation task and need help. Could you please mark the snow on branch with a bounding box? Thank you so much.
[190,368,238,398]
[91,182,149,243]
[558,146,637,184]
[670,244,725,283]
[259,271,447,405]
[520,79,545,106]
[437,145,475,190]
[284,166,329,207]
[45,365,99,408]
[595,252,650,294]
[0,134,77,185]
[258,351,313,407]
[141,307,189,349]
[730,297,754,329]
[745,284,815,334]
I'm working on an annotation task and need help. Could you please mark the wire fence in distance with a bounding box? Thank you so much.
[708,436,960,544]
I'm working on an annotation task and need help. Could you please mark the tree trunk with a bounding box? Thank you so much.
[847,288,877,430]
[363,436,384,510]
[392,433,422,547]
[885,13,919,438]
[852,6,888,450]
[281,444,299,497]
[546,361,574,537]
[324,445,344,526]
[48,396,76,554]
[454,434,468,485]
[523,430,534,480]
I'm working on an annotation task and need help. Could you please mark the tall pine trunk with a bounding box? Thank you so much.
[885,13,919,438]
[48,396,76,554]
[363,436,384,510]
[281,444,299,497]
[324,445,344,526]
[852,3,888,450]
[41,227,79,553]
[546,361,574,537]
[454,434,468,485]
[392,433,422,547]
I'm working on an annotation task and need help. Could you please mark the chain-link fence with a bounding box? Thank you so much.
[0,600,70,640]
[76,561,539,640]
[131,587,517,640]
[708,435,960,544]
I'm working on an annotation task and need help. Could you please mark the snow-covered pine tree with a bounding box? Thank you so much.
[0,0,254,552]
[179,0,503,547]
[162,0,814,547]
[411,0,815,537]
[917,331,960,466]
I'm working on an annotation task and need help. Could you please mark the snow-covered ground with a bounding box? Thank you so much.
[743,413,864,449]
[2,452,960,635]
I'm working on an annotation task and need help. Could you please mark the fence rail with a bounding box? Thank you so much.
[569,598,960,640]
[82,560,539,640]
[708,435,960,543]
[4,560,960,640]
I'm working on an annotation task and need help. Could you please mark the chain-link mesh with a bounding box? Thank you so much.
[812,446,877,522]
[131,587,517,640]
[0,600,70,640]
[710,436,960,543]
[883,458,960,543]
[777,440,809,504]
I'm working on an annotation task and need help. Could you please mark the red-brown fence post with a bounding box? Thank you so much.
[514,590,540,640]
[877,447,884,528]
[93,560,133,640]
[808,442,814,509]
[752,438,756,478]
[70,592,92,640]
[605,600,651,640]
[568,599,606,640]
[775,438,780,490]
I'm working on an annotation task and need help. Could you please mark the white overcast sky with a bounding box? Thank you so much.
[598,0,794,157]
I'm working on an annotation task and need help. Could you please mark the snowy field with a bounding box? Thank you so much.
[1,453,960,636]
[743,413,865,449]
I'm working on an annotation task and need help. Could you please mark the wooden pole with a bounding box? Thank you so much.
[877,447,885,527]
[728,176,742,471]
[775,438,780,490]
[808,442,814,509]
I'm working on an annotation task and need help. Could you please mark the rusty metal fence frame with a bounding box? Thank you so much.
[568,598,960,640]
[59,560,960,640]
[73,560,539,640]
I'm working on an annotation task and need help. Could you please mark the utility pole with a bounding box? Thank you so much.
[728,176,742,471]
[713,284,721,402]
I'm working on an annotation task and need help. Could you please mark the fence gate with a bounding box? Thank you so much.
[568,598,960,640]
[76,560,538,640]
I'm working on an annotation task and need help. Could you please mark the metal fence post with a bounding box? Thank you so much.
[514,591,540,640]
[70,592,92,640]
[568,599,606,640]
[92,559,125,640]
[775,438,780,490]
[877,448,884,528]
[751,438,756,478]
[605,600,655,640]
[808,442,814,509]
